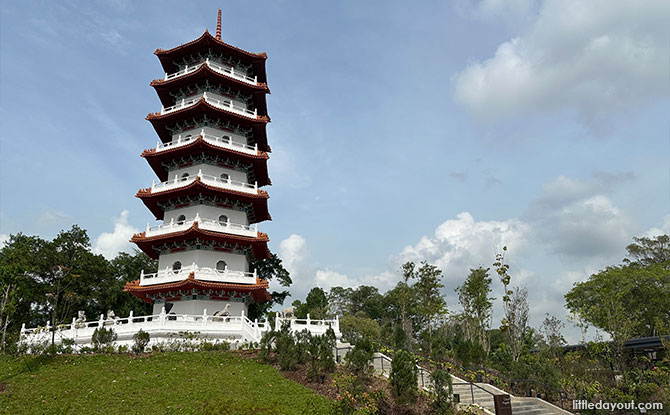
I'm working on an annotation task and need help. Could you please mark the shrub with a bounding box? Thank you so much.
[276,325,298,371]
[132,329,150,354]
[259,330,277,363]
[332,372,384,415]
[430,366,455,415]
[346,337,374,380]
[92,327,117,352]
[319,327,336,374]
[390,349,418,405]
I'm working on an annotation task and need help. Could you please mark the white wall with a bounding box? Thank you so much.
[152,299,247,316]
[157,249,248,272]
[167,163,248,184]
[164,205,249,226]
[172,126,248,146]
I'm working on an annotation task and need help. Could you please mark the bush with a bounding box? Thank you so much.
[132,329,150,354]
[430,366,455,415]
[390,349,418,405]
[346,337,374,380]
[319,327,336,374]
[91,327,117,352]
[276,325,299,371]
[332,373,384,415]
[259,329,277,363]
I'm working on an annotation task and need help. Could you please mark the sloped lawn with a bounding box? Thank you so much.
[0,351,332,415]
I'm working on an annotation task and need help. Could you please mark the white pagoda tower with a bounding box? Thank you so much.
[125,10,273,317]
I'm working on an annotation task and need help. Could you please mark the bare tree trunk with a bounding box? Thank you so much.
[0,284,12,353]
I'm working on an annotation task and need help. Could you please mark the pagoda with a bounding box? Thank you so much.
[124,11,273,317]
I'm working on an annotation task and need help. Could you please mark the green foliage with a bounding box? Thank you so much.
[91,327,117,351]
[346,337,374,379]
[430,366,454,415]
[249,253,292,320]
[454,339,487,367]
[275,325,299,371]
[456,267,494,351]
[392,325,409,350]
[332,372,384,415]
[132,329,150,354]
[624,234,670,266]
[0,352,333,414]
[389,349,418,405]
[340,313,381,343]
[293,287,328,319]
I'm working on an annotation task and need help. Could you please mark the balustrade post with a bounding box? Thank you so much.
[275,313,281,330]
[151,179,155,191]
[20,323,26,336]
[306,314,311,327]
[160,306,166,327]
[128,311,134,325]
[146,223,150,233]
[253,108,257,116]
[174,174,179,184]
[197,169,202,178]
[140,270,144,281]
[203,309,208,327]
[161,105,165,113]
[170,217,175,225]
[230,67,235,75]
[194,212,200,223]
[253,269,257,279]
[254,76,258,83]
[254,181,258,190]
[164,72,168,80]
[181,98,185,107]
[156,140,161,149]
[99,314,105,328]
[200,128,205,137]
[203,91,208,100]
[254,143,258,152]
[335,315,340,332]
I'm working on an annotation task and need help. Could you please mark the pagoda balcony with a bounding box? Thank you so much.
[161,92,257,119]
[155,129,258,155]
[151,169,258,195]
[164,58,258,86]
[139,263,257,286]
[145,213,258,239]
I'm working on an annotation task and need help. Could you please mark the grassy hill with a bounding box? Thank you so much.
[0,351,333,415]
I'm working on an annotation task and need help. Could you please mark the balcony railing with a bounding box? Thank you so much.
[140,263,257,286]
[150,169,258,195]
[145,213,258,238]
[155,129,258,155]
[161,92,257,119]
[163,58,258,85]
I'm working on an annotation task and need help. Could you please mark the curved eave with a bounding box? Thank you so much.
[141,136,271,186]
[130,222,271,261]
[155,31,267,83]
[124,273,272,303]
[136,177,270,223]
[146,99,270,152]
[150,63,270,106]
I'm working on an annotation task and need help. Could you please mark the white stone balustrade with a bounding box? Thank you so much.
[163,58,258,85]
[275,314,341,339]
[160,92,257,119]
[140,263,258,286]
[145,213,258,238]
[20,308,269,350]
[150,169,258,195]
[155,129,258,155]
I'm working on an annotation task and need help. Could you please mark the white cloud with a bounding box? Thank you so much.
[0,234,8,248]
[316,269,354,290]
[527,176,636,259]
[279,234,308,273]
[459,0,539,24]
[396,212,530,283]
[37,208,70,226]
[93,210,140,259]
[452,0,669,125]
[644,215,670,237]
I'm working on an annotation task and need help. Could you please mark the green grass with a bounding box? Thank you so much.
[0,352,333,415]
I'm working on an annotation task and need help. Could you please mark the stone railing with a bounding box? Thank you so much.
[139,263,257,286]
[275,314,341,338]
[155,129,258,155]
[161,92,257,119]
[145,213,258,238]
[150,169,258,195]
[20,308,269,349]
[163,58,258,85]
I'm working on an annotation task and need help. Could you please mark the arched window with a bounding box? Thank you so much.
[216,260,227,272]
[218,215,228,225]
[172,261,182,273]
[220,173,230,182]
[180,172,190,181]
[176,215,186,225]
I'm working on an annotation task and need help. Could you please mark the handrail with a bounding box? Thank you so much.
[140,263,257,284]
[150,168,258,195]
[163,58,258,85]
[145,214,257,237]
[155,130,257,155]
[159,92,257,119]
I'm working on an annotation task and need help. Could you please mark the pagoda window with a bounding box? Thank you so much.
[216,260,227,272]
[218,215,228,225]
[220,173,230,182]
[172,261,182,273]
[180,172,190,181]
[176,215,186,225]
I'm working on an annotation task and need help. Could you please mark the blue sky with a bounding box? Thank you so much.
[1,0,668,342]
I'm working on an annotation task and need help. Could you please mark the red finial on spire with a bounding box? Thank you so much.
[216,9,222,40]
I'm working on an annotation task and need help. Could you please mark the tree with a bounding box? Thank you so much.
[328,286,353,316]
[397,262,417,343]
[430,365,455,415]
[624,235,670,266]
[540,313,566,358]
[456,267,494,351]
[248,253,292,320]
[293,287,328,319]
[493,246,513,331]
[390,349,418,405]
[413,262,447,355]
[339,313,381,343]
[504,287,530,362]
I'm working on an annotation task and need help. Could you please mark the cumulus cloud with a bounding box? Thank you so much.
[396,212,530,283]
[316,269,354,290]
[452,0,669,125]
[93,210,140,259]
[0,234,8,248]
[279,234,308,273]
[644,215,670,237]
[526,175,636,259]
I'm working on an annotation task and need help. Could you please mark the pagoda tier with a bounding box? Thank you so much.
[141,133,271,186]
[154,31,268,84]
[136,176,270,223]
[151,62,269,114]
[147,98,270,151]
[124,274,272,303]
[130,221,271,261]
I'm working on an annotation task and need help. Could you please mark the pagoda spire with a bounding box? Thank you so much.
[216,9,222,40]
